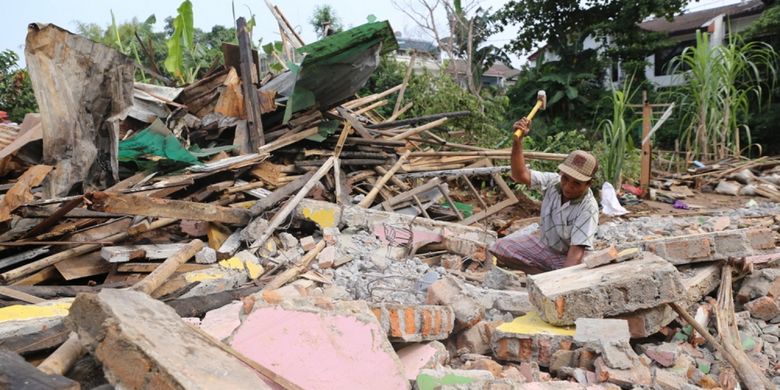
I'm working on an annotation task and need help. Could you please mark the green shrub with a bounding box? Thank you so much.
[0,50,38,123]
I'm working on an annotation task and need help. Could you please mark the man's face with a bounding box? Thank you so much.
[559,172,590,200]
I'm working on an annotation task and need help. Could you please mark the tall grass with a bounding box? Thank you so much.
[599,76,641,188]
[670,30,777,161]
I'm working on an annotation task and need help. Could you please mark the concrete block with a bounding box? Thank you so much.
[199,301,242,341]
[653,368,690,390]
[323,227,340,246]
[231,299,408,390]
[427,276,484,330]
[456,321,498,355]
[643,228,775,265]
[370,303,454,342]
[278,232,299,250]
[464,358,504,378]
[527,253,685,326]
[737,268,780,303]
[644,343,678,367]
[397,341,449,381]
[66,289,272,389]
[616,263,721,338]
[594,356,651,388]
[195,246,217,264]
[746,296,780,321]
[574,319,637,370]
[466,285,533,316]
[317,245,337,269]
[300,236,316,251]
[491,312,574,367]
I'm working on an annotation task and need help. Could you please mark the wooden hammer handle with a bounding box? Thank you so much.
[514,100,544,138]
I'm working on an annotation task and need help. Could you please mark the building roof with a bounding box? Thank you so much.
[640,0,765,35]
[396,37,439,54]
[446,59,521,79]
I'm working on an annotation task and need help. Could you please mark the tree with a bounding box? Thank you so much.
[493,0,688,76]
[0,50,37,123]
[310,5,343,38]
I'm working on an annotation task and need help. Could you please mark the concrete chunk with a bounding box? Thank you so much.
[231,299,408,390]
[643,228,775,265]
[584,245,618,268]
[66,289,272,389]
[527,253,685,326]
[397,341,449,381]
[427,276,484,330]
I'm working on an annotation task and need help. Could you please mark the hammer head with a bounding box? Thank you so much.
[537,90,547,110]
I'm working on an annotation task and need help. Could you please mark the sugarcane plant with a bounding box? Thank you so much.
[670,29,777,161]
[599,76,641,188]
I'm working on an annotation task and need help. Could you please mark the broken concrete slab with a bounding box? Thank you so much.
[643,228,775,265]
[370,303,455,342]
[737,268,780,304]
[230,298,409,390]
[0,298,72,340]
[199,301,243,341]
[464,284,533,316]
[427,276,484,330]
[415,368,494,390]
[643,343,679,367]
[456,320,499,355]
[294,198,496,252]
[574,319,637,370]
[491,312,574,367]
[397,341,449,381]
[615,263,721,338]
[66,289,273,389]
[527,253,685,326]
[745,296,780,321]
[594,356,651,388]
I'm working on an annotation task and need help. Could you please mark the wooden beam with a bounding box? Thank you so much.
[36,332,84,376]
[256,126,319,155]
[0,286,46,304]
[393,53,415,117]
[117,262,212,273]
[0,348,78,389]
[236,17,264,148]
[337,107,374,140]
[86,192,251,225]
[249,170,316,216]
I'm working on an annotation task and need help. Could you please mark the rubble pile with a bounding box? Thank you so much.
[1,4,780,390]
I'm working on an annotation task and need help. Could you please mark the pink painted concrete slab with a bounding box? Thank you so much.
[397,343,440,381]
[199,301,242,341]
[373,223,442,246]
[231,306,408,390]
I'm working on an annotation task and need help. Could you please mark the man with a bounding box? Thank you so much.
[489,118,599,274]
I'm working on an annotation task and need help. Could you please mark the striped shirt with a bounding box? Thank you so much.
[531,170,599,254]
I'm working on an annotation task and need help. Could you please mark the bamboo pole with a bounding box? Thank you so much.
[131,239,204,295]
[359,151,411,208]
[262,240,326,291]
[388,118,448,141]
[37,332,84,376]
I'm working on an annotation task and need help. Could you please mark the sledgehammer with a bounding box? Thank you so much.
[514,90,546,138]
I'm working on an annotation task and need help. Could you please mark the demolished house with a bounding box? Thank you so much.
[1,3,780,390]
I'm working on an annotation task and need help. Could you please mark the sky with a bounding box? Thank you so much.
[1,0,742,69]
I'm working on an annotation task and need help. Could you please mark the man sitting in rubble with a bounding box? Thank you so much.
[489,118,599,275]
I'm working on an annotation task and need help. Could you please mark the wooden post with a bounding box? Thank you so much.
[640,90,652,195]
[236,17,265,148]
[393,52,416,118]
[37,332,84,376]
[131,239,204,295]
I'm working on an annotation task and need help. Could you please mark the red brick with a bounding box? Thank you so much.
[745,296,780,321]
[434,309,442,334]
[421,309,433,336]
[404,308,416,335]
[747,228,775,250]
[389,309,402,337]
[664,238,712,259]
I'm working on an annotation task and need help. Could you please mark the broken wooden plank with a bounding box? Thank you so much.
[1,218,176,282]
[100,244,189,263]
[0,348,78,389]
[337,106,374,140]
[54,252,111,281]
[237,17,265,148]
[26,23,134,196]
[131,239,204,295]
[0,165,53,222]
[256,126,319,155]
[0,286,46,304]
[86,192,251,225]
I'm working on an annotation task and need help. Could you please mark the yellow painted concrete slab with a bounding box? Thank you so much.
[185,271,227,283]
[0,300,72,323]
[497,311,575,336]
[218,257,245,270]
[245,261,264,280]
[302,207,337,228]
